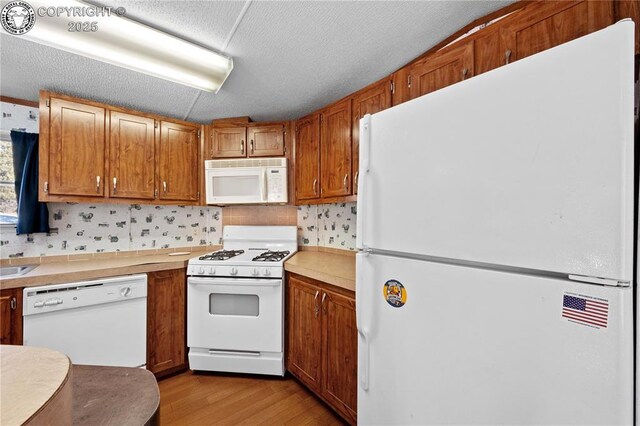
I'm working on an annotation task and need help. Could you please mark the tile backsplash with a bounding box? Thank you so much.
[0,202,222,259]
[1,201,357,259]
[297,202,357,251]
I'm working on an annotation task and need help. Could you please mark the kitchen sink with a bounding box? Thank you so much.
[0,265,36,278]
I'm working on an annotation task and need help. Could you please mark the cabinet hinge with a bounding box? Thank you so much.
[407,75,412,88]
[43,181,48,193]
[45,99,50,107]
[390,80,395,94]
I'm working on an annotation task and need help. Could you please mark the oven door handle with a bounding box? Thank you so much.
[188,277,281,287]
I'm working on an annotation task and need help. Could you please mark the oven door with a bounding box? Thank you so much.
[205,167,267,205]
[187,277,282,353]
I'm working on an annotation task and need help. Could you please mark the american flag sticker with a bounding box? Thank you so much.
[562,293,609,329]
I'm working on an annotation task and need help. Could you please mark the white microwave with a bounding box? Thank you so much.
[205,157,288,205]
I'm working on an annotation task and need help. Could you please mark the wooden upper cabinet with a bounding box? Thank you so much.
[321,289,357,424]
[408,41,474,100]
[295,114,321,201]
[108,111,155,200]
[474,25,504,76]
[320,99,352,198]
[158,121,199,202]
[147,269,187,377]
[247,124,285,157]
[500,1,614,63]
[287,276,323,393]
[391,67,411,106]
[210,127,246,158]
[47,97,106,197]
[352,79,391,194]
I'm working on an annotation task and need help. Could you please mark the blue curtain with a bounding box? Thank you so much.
[11,131,49,234]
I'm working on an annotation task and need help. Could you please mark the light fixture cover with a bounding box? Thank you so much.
[2,0,233,92]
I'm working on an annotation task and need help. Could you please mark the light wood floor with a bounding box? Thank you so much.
[158,371,346,425]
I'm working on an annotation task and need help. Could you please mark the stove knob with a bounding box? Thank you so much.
[252,268,259,276]
[231,267,238,276]
[34,301,44,308]
[198,267,205,275]
[263,268,271,276]
[209,267,216,275]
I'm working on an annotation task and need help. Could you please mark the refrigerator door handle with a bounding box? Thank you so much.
[357,115,372,250]
[359,329,371,391]
[356,252,371,391]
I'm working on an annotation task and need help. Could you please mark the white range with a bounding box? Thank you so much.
[187,225,297,376]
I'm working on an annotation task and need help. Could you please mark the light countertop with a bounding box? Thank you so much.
[284,251,356,292]
[0,249,214,290]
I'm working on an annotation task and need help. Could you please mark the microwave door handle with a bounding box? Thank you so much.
[260,169,268,202]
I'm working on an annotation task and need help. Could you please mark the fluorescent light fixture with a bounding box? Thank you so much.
[4,0,233,92]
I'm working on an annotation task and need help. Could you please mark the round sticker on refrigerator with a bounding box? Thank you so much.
[383,280,407,308]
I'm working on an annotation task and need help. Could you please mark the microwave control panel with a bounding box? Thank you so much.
[267,167,287,202]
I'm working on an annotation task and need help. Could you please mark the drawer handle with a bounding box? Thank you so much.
[505,49,512,65]
[250,139,254,154]
[96,176,101,193]
[461,68,469,80]
[313,179,318,196]
[321,293,327,314]
[343,174,348,191]
[113,177,117,193]
[241,140,245,155]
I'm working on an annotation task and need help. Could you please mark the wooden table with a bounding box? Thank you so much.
[0,345,72,425]
[72,365,160,425]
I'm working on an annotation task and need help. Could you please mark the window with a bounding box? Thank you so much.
[0,132,17,226]
[0,100,39,226]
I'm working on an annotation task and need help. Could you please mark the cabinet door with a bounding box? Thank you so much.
[48,97,105,197]
[321,289,357,424]
[247,124,285,157]
[352,80,391,194]
[295,114,321,202]
[287,276,323,392]
[147,269,187,377]
[408,41,474,99]
[211,127,247,158]
[158,121,199,202]
[108,111,155,200]
[320,99,352,198]
[501,1,613,63]
[0,288,22,345]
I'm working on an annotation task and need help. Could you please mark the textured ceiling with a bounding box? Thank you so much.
[0,1,514,123]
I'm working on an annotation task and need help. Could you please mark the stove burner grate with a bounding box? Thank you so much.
[198,249,245,261]
[252,250,290,262]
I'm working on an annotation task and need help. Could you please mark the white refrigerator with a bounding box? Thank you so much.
[356,20,635,425]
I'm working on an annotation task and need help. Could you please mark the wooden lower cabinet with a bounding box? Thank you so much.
[286,273,357,425]
[147,269,187,378]
[0,288,22,345]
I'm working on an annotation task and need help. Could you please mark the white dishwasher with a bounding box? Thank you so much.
[23,274,147,367]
